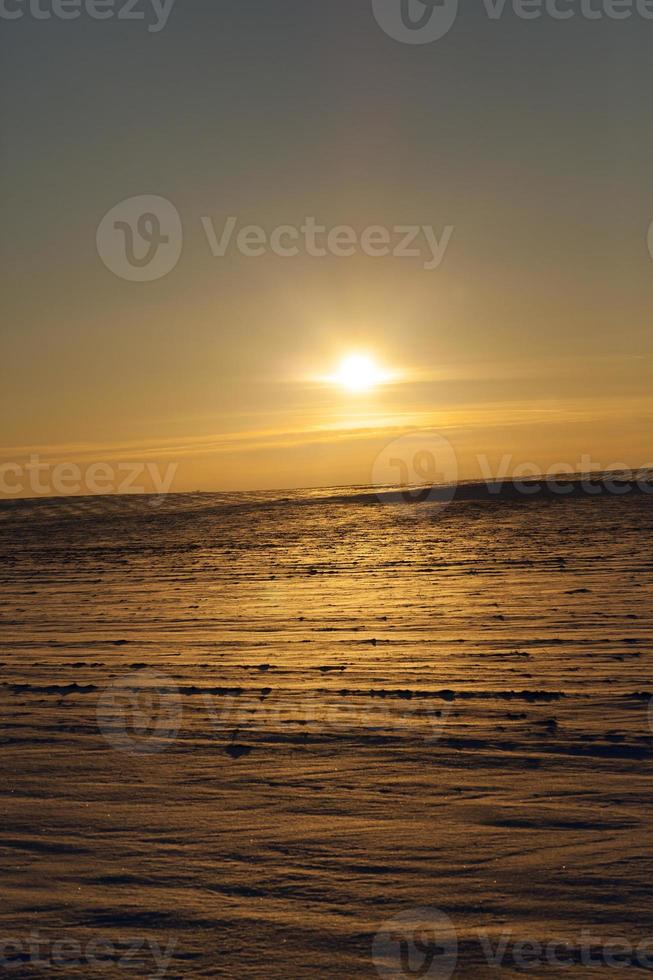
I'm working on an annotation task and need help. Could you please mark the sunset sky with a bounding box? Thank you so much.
[1,1,652,494]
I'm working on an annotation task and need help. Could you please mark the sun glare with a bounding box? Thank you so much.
[335,354,384,393]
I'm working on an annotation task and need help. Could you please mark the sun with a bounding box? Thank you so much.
[335,354,384,393]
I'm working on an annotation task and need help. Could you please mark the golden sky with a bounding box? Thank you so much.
[1,4,652,496]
